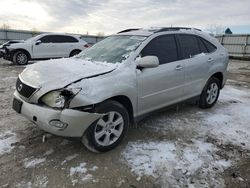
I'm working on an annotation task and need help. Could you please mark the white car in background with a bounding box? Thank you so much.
[3,33,89,65]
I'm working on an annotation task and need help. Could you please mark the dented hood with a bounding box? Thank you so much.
[20,58,117,90]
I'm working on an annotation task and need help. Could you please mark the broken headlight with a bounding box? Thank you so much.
[41,88,81,109]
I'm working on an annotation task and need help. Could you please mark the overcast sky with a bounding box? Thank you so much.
[0,0,249,35]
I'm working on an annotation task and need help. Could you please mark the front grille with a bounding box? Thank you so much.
[16,77,37,98]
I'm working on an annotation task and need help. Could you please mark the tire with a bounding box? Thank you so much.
[199,77,220,109]
[82,100,129,152]
[69,50,81,57]
[13,51,29,65]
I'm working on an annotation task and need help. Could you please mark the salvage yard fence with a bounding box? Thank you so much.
[216,34,250,58]
[1,29,250,59]
[0,29,104,45]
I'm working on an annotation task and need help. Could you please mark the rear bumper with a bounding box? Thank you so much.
[13,92,102,137]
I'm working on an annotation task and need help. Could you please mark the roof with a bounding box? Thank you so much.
[116,27,202,36]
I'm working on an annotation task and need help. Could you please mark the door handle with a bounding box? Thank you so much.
[175,65,183,70]
[208,58,214,62]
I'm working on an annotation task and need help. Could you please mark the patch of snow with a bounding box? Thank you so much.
[123,139,231,187]
[123,85,250,187]
[43,149,54,156]
[60,139,70,145]
[16,176,48,188]
[70,163,88,176]
[0,131,18,155]
[201,86,250,149]
[66,154,79,161]
[69,163,94,185]
[2,76,17,81]
[61,154,79,165]
[89,166,98,171]
[23,157,46,168]
[16,181,32,188]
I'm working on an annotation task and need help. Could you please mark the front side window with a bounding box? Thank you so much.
[178,34,200,59]
[77,35,146,64]
[40,35,55,43]
[141,35,178,64]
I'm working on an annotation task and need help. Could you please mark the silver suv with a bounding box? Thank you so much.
[13,27,229,152]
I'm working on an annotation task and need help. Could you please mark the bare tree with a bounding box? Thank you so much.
[1,23,11,29]
[205,24,226,36]
[31,27,38,36]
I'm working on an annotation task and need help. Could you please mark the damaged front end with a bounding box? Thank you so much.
[13,74,107,137]
[13,89,103,137]
[40,88,82,109]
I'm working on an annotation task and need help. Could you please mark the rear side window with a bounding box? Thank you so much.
[201,38,217,53]
[178,35,200,59]
[141,35,178,64]
[58,35,78,43]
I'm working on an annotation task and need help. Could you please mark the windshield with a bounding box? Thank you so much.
[76,35,146,64]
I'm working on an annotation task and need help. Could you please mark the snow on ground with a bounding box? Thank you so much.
[122,85,250,187]
[201,86,250,149]
[69,162,96,185]
[43,149,54,156]
[0,131,18,155]
[16,175,48,188]
[61,154,79,165]
[23,157,46,168]
[123,139,231,187]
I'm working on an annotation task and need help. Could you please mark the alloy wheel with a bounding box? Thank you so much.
[94,111,124,146]
[206,82,219,104]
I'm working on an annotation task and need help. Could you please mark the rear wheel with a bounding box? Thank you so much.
[69,50,81,57]
[13,51,29,65]
[199,77,220,109]
[82,100,129,152]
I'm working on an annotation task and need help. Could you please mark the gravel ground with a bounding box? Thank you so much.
[0,58,250,188]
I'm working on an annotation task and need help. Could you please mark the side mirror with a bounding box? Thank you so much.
[35,40,42,45]
[136,56,159,69]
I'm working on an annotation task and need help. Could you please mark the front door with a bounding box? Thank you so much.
[137,35,185,116]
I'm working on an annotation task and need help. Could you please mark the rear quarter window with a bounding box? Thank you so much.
[201,38,217,53]
[197,37,208,53]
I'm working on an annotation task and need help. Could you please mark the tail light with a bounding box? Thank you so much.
[84,44,89,48]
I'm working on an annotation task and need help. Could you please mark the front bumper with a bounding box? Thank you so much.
[0,49,4,58]
[0,48,12,60]
[13,92,102,137]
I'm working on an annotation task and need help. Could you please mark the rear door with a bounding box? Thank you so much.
[177,34,213,98]
[137,34,185,115]
[58,35,79,57]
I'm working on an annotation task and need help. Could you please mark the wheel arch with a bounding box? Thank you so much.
[12,48,31,59]
[69,49,82,57]
[210,72,223,89]
[106,95,134,124]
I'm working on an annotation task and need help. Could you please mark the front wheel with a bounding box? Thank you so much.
[82,100,129,152]
[13,51,29,65]
[199,77,220,109]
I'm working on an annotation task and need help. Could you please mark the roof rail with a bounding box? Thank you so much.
[117,28,141,34]
[156,27,201,32]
